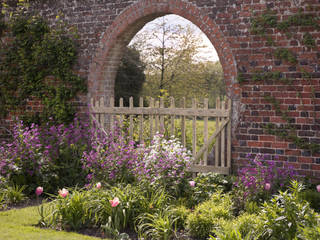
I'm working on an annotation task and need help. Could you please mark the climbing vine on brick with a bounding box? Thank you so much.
[0,11,86,125]
[245,6,320,154]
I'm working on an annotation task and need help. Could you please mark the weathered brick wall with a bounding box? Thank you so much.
[1,0,320,179]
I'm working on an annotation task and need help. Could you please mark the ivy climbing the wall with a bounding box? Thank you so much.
[242,5,320,154]
[0,10,86,125]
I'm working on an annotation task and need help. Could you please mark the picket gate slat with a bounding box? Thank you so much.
[203,98,209,166]
[215,98,220,168]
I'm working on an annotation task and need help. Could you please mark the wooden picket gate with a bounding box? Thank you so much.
[90,96,232,174]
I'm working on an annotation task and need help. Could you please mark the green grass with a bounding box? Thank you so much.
[0,205,104,240]
[121,116,216,151]
[182,119,216,152]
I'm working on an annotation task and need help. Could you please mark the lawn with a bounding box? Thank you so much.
[0,206,104,240]
[126,116,217,152]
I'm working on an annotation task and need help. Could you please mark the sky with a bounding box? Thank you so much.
[129,14,219,62]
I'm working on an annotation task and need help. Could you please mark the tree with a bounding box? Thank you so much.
[163,60,225,107]
[130,16,206,98]
[115,46,146,107]
[130,15,225,106]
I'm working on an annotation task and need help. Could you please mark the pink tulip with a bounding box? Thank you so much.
[35,186,43,196]
[189,180,196,187]
[317,185,320,193]
[96,182,102,189]
[110,197,120,207]
[265,183,271,191]
[58,188,69,198]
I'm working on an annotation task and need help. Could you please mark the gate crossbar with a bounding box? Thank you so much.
[90,96,232,174]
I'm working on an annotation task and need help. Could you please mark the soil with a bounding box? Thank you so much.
[0,198,41,212]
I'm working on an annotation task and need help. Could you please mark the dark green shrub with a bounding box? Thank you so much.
[0,184,26,209]
[136,207,178,240]
[259,181,319,240]
[244,201,261,215]
[187,192,232,240]
[186,173,233,207]
[299,189,320,212]
[210,213,263,240]
[172,205,190,230]
[234,213,263,238]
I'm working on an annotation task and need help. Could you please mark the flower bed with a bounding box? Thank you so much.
[1,119,320,240]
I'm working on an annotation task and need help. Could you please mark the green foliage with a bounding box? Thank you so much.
[264,122,320,154]
[250,10,277,36]
[186,192,233,240]
[186,173,233,207]
[48,188,93,231]
[300,225,320,240]
[244,201,261,215]
[274,48,297,64]
[0,184,26,208]
[249,7,320,154]
[90,184,148,236]
[299,189,320,212]
[172,205,190,230]
[263,95,320,154]
[250,8,318,39]
[0,13,6,38]
[39,183,172,238]
[250,8,318,52]
[277,11,319,32]
[136,207,178,240]
[0,13,86,125]
[115,46,146,107]
[211,213,262,240]
[259,181,319,240]
[235,213,262,238]
[302,32,315,48]
[2,184,26,204]
[135,184,171,215]
[237,73,246,84]
[263,95,293,122]
[251,71,291,84]
[210,229,247,240]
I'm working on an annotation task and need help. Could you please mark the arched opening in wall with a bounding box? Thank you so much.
[89,0,239,172]
[88,1,239,105]
[114,14,228,164]
[115,14,225,109]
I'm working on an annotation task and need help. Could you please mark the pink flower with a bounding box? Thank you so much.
[189,180,195,187]
[316,185,320,193]
[110,197,120,207]
[58,188,69,198]
[35,186,43,196]
[96,182,102,189]
[265,183,271,191]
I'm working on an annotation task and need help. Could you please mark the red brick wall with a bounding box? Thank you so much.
[1,0,319,180]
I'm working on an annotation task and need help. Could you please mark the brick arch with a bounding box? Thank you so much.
[88,0,239,104]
